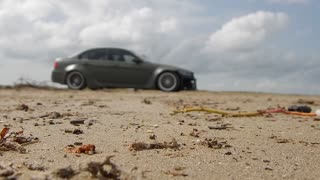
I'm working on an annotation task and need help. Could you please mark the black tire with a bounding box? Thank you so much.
[66,71,87,90]
[157,72,180,92]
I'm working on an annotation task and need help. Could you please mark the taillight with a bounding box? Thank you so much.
[54,61,58,69]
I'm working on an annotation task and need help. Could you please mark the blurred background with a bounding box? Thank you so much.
[0,0,319,94]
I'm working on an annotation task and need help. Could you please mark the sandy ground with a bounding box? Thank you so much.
[1,87,320,179]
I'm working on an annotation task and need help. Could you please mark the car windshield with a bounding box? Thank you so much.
[68,50,83,58]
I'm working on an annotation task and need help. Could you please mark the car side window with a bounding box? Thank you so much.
[87,49,108,60]
[112,54,124,62]
[109,49,123,62]
[123,54,136,64]
[113,50,137,64]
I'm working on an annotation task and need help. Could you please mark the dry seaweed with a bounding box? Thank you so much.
[0,128,38,154]
[65,128,84,135]
[164,170,188,177]
[0,142,26,153]
[70,119,85,126]
[54,166,78,179]
[54,156,134,179]
[40,112,62,119]
[64,144,96,154]
[208,123,233,130]
[196,138,231,149]
[85,156,122,179]
[190,129,200,138]
[0,128,9,139]
[129,138,179,151]
[16,104,29,111]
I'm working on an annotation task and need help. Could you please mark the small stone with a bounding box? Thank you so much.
[195,139,202,144]
[149,134,157,140]
[73,129,83,135]
[265,167,273,171]
[70,119,85,126]
[65,129,73,133]
[17,104,29,111]
[0,169,15,177]
[142,99,152,105]
[74,142,83,146]
[277,139,290,143]
[49,112,62,119]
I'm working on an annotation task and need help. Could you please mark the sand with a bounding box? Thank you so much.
[0,88,320,179]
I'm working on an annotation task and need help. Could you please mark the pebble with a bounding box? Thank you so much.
[149,134,157,140]
[147,130,154,133]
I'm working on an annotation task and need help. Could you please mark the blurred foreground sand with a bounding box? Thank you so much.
[1,88,320,179]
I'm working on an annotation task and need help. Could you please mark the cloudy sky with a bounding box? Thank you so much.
[0,0,319,94]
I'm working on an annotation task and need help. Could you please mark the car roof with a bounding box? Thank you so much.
[75,47,136,57]
[85,47,128,52]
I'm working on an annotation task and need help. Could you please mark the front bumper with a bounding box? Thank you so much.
[51,70,65,84]
[181,78,197,90]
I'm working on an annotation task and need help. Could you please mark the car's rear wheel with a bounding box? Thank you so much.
[157,72,180,92]
[66,71,87,90]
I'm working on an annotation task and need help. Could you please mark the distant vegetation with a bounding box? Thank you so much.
[0,77,58,90]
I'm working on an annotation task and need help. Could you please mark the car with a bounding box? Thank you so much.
[51,48,196,92]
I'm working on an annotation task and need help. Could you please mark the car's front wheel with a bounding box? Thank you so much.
[66,71,87,90]
[157,72,180,92]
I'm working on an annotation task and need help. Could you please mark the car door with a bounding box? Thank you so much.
[79,48,118,86]
[110,49,156,88]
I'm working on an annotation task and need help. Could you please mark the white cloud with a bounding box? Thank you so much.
[0,0,200,83]
[204,11,288,54]
[0,0,194,60]
[0,0,319,95]
[159,18,179,33]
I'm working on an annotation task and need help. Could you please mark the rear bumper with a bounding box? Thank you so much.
[51,70,65,84]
